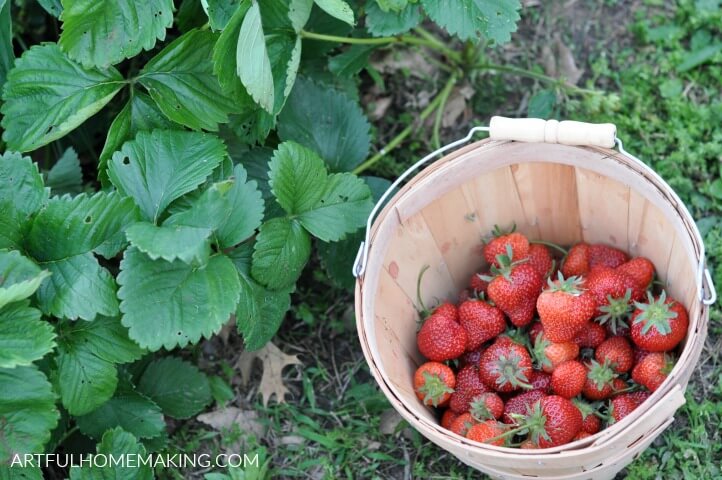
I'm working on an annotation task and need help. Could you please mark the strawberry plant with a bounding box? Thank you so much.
[0,0,532,475]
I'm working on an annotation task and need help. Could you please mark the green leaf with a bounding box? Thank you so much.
[319,176,389,288]
[329,45,375,77]
[676,43,722,72]
[139,29,240,131]
[47,147,83,196]
[126,222,212,265]
[288,0,314,32]
[0,152,49,217]
[201,0,243,31]
[0,44,125,152]
[137,357,212,419]
[36,253,119,320]
[278,78,371,172]
[0,366,59,463]
[0,301,55,368]
[251,217,311,289]
[98,91,175,186]
[59,0,173,68]
[365,0,421,36]
[26,191,139,261]
[213,1,253,99]
[375,0,410,11]
[176,0,207,32]
[107,130,226,223]
[118,248,241,351]
[527,89,556,119]
[208,376,234,406]
[55,316,144,415]
[37,0,62,16]
[76,381,165,440]
[0,250,50,309]
[0,0,13,89]
[0,204,23,250]
[313,0,354,25]
[268,141,326,214]
[0,465,43,479]
[298,173,373,242]
[69,428,153,480]
[165,165,264,249]
[237,2,274,113]
[229,244,292,350]
[420,0,520,44]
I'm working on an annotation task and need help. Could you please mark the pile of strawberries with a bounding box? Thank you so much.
[413,229,689,448]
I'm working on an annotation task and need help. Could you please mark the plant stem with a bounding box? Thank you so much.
[56,426,79,446]
[530,240,569,256]
[352,74,458,175]
[478,63,600,95]
[431,75,455,149]
[299,30,462,63]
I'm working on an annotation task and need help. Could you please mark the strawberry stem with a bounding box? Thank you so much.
[530,239,568,256]
[416,265,431,318]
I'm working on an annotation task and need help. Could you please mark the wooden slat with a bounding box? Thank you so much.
[575,166,630,249]
[627,190,675,282]
[512,162,583,245]
[382,210,458,309]
[421,188,485,291]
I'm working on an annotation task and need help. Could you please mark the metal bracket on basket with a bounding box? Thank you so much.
[351,120,717,306]
[352,126,490,278]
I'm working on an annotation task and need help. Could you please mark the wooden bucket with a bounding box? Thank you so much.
[353,118,716,479]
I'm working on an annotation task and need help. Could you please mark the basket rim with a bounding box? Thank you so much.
[354,139,709,457]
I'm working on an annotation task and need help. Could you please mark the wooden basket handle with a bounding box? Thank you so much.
[489,116,617,148]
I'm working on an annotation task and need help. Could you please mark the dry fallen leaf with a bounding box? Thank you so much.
[442,84,475,128]
[197,407,266,441]
[541,35,584,86]
[237,342,301,406]
[379,409,403,435]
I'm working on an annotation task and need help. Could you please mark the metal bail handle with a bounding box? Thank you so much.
[352,118,717,307]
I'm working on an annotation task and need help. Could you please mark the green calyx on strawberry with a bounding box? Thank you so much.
[587,359,617,390]
[633,290,678,336]
[481,244,530,283]
[537,272,597,342]
[596,289,633,334]
[470,392,504,421]
[418,371,455,407]
[502,396,582,448]
[531,333,552,370]
[480,341,533,392]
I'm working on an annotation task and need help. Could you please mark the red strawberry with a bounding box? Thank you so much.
[589,244,629,269]
[611,377,629,394]
[449,412,477,436]
[585,266,643,333]
[479,339,533,392]
[470,392,505,420]
[417,313,468,361]
[582,359,617,400]
[469,273,489,294]
[502,389,546,424]
[532,333,580,373]
[573,322,607,348]
[528,321,545,345]
[561,243,591,278]
[632,352,674,392]
[484,230,530,267]
[529,370,552,393]
[520,439,539,449]
[466,420,506,446]
[432,302,459,322]
[574,431,593,441]
[414,362,456,407]
[616,257,655,292]
[458,300,507,351]
[610,391,650,423]
[459,346,485,368]
[631,291,688,352]
[551,360,586,399]
[537,274,596,342]
[595,336,634,373]
[633,347,651,366]
[521,396,583,448]
[573,399,601,434]
[527,244,553,278]
[449,364,488,413]
[441,409,459,430]
[486,246,544,327]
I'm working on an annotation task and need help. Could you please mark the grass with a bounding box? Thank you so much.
[168,1,722,478]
